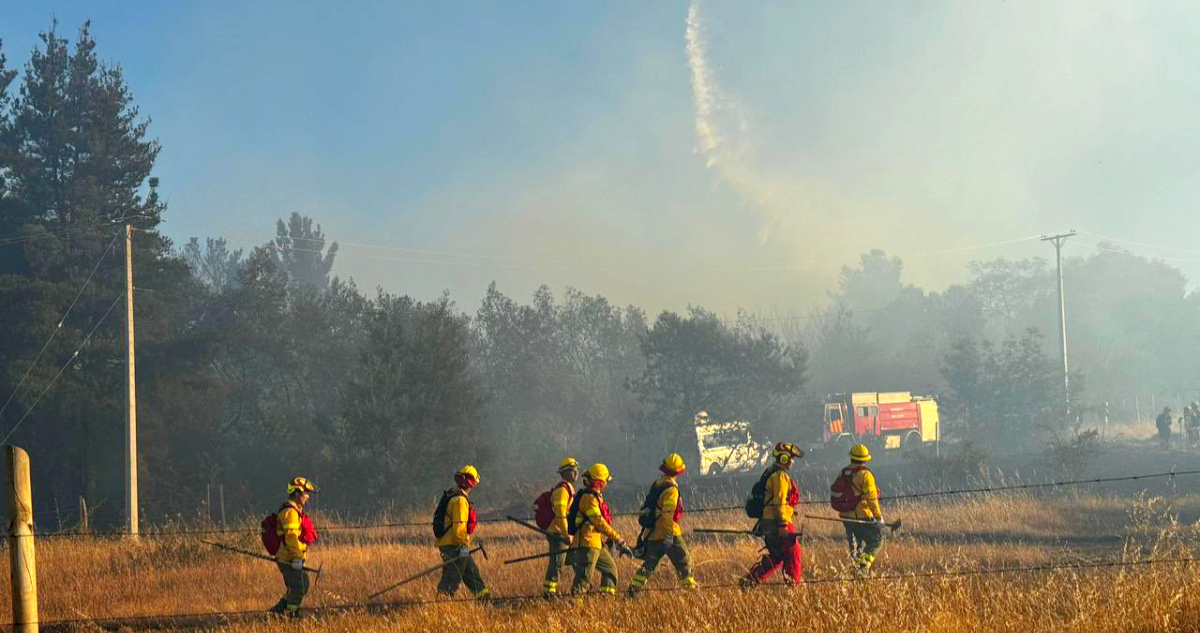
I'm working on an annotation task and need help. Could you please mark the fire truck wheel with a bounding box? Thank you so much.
[902,431,923,454]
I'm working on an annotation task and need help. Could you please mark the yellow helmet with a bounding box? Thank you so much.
[584,463,612,483]
[456,464,480,483]
[660,453,686,475]
[287,476,317,495]
[772,442,804,465]
[558,456,580,472]
[850,443,872,462]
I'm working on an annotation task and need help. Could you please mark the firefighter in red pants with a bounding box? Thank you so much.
[742,443,804,586]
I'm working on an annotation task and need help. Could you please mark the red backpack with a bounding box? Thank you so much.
[533,481,573,530]
[261,503,318,555]
[830,466,867,513]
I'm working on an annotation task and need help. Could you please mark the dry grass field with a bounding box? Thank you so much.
[3,489,1200,632]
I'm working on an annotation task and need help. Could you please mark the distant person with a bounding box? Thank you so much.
[1187,403,1200,450]
[433,465,491,599]
[830,444,884,575]
[532,457,579,599]
[1156,407,1173,450]
[742,443,804,587]
[628,453,698,596]
[568,463,633,595]
[269,477,318,617]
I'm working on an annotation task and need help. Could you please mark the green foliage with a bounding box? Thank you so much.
[335,293,480,502]
[472,284,646,480]
[633,308,807,464]
[1044,429,1103,480]
[941,328,1065,452]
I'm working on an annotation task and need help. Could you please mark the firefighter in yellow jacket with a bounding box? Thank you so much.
[543,457,579,598]
[836,444,884,574]
[628,453,698,595]
[271,477,317,617]
[435,465,491,599]
[744,443,803,586]
[569,463,633,595]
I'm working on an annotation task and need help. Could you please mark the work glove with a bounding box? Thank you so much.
[290,558,304,571]
[616,541,635,558]
[456,546,471,559]
[660,535,675,550]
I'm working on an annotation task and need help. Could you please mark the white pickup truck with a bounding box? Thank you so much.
[692,411,772,476]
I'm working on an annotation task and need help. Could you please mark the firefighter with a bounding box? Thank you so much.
[270,477,317,617]
[543,456,579,599]
[743,443,804,586]
[835,444,884,574]
[1156,407,1173,450]
[435,465,491,599]
[569,463,633,595]
[1186,403,1200,450]
[628,453,698,596]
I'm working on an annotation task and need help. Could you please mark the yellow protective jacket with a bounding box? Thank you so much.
[547,482,574,538]
[762,467,797,526]
[838,467,882,521]
[647,475,682,541]
[436,490,474,548]
[572,489,621,550]
[275,501,307,563]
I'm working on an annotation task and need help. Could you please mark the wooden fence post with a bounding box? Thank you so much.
[78,496,88,535]
[6,445,38,633]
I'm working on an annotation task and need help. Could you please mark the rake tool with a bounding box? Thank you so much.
[200,539,323,576]
[804,514,903,533]
[503,546,589,565]
[367,543,488,600]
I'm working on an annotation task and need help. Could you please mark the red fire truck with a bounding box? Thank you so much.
[822,392,939,454]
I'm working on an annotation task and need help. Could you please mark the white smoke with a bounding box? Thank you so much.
[685,0,794,245]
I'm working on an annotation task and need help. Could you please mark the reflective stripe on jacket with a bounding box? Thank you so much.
[762,468,798,525]
[648,475,683,541]
[839,467,882,521]
[436,492,474,547]
[548,482,574,538]
[572,489,620,549]
[275,501,307,562]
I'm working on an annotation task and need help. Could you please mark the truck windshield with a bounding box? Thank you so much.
[702,429,749,448]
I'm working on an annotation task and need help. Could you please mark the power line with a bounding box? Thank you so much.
[0,291,126,446]
[165,216,1047,275]
[0,216,142,247]
[1074,240,1200,263]
[21,467,1200,539]
[0,233,120,422]
[1077,230,1200,256]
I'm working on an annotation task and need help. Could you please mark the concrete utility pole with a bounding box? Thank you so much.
[124,224,139,536]
[1041,230,1075,416]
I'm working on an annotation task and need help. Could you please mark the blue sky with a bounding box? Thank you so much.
[5,1,1200,315]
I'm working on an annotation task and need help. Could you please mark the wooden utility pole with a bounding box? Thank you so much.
[218,484,226,527]
[124,224,139,536]
[6,446,39,633]
[1041,230,1075,416]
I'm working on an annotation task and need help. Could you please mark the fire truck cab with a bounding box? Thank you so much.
[824,392,939,453]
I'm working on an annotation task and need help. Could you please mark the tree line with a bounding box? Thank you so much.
[1,24,1195,526]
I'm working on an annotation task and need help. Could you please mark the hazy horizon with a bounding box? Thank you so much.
[6,0,1200,315]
